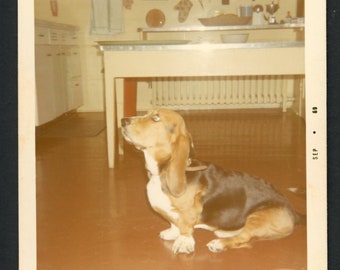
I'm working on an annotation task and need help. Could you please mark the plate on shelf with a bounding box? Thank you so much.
[146,9,166,28]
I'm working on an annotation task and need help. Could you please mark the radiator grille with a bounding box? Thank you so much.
[151,76,294,109]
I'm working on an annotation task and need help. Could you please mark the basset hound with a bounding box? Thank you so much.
[121,109,305,254]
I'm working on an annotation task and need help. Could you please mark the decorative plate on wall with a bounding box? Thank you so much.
[145,9,166,27]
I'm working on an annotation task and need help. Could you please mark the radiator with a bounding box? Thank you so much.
[150,76,295,110]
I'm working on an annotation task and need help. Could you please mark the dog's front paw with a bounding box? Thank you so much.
[172,235,195,254]
[207,239,226,253]
[159,225,180,241]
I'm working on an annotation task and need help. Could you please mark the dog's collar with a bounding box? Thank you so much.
[147,158,207,178]
[185,165,207,171]
[185,158,208,172]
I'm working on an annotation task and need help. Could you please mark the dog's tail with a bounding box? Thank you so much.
[294,212,307,226]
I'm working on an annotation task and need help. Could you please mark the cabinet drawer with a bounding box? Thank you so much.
[35,27,49,44]
[50,29,68,45]
[65,31,79,45]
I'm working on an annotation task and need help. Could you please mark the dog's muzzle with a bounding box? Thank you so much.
[121,117,146,150]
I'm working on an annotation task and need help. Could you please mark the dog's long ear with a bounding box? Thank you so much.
[188,132,195,158]
[165,133,190,197]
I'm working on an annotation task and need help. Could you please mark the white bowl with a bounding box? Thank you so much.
[221,34,249,43]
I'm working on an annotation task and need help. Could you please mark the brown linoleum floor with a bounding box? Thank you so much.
[36,109,306,270]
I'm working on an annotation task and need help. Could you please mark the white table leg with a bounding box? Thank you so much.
[282,78,288,112]
[116,79,124,155]
[104,55,115,168]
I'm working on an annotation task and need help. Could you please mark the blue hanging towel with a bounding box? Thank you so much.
[90,0,123,35]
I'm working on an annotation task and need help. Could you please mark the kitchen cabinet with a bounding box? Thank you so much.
[35,20,83,126]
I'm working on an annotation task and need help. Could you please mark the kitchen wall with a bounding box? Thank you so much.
[35,0,300,112]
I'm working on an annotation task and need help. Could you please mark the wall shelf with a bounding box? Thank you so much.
[138,23,305,40]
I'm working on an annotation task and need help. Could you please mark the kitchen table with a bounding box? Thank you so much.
[98,41,304,168]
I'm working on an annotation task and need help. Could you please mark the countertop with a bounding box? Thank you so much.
[98,40,304,51]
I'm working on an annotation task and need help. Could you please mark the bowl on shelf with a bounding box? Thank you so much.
[198,14,252,26]
[221,33,249,43]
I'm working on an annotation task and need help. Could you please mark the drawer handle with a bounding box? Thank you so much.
[38,34,45,37]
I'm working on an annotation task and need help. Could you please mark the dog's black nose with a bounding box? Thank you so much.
[121,118,131,127]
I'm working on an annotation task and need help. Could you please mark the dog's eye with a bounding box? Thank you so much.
[151,114,161,122]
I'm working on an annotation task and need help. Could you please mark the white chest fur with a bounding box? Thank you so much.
[144,151,179,221]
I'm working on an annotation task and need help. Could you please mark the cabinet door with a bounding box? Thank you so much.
[54,46,68,116]
[65,46,81,79]
[35,45,68,125]
[67,78,83,110]
[35,45,58,125]
[65,46,83,110]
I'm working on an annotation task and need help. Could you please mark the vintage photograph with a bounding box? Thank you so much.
[19,0,327,269]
